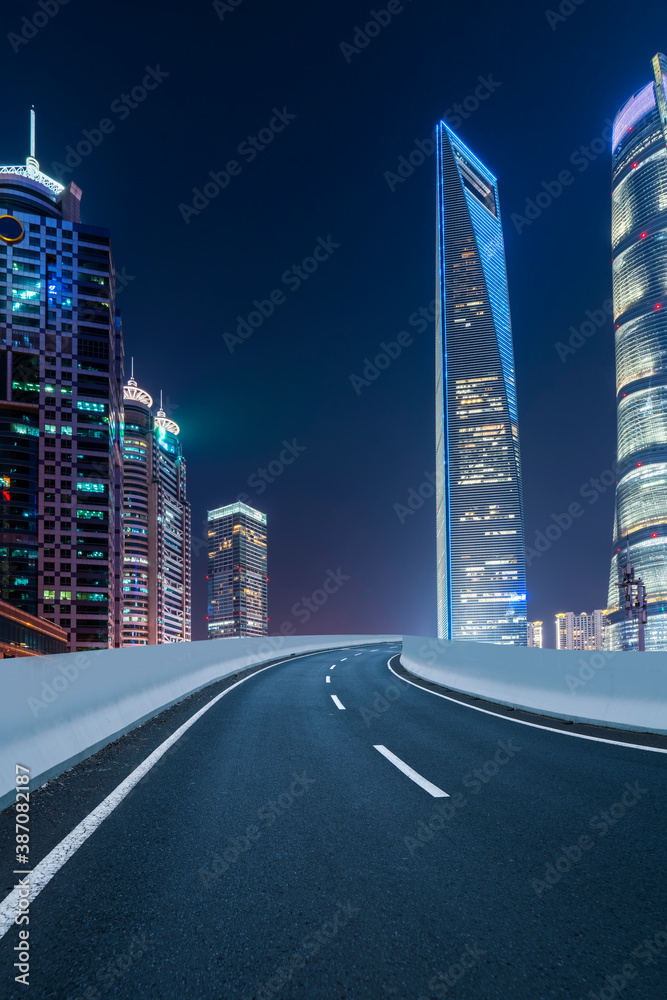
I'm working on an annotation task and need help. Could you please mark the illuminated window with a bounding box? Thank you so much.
[11,423,39,437]
[77,401,106,413]
[77,483,106,494]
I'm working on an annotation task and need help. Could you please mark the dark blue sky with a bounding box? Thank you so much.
[7,0,667,644]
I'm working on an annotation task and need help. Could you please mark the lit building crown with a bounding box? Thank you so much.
[0,109,64,194]
[0,163,64,195]
[124,377,153,408]
[123,360,153,407]
[154,390,180,436]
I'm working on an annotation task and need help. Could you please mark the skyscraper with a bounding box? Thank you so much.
[0,113,123,651]
[555,611,605,651]
[435,123,526,644]
[122,371,191,644]
[606,53,667,651]
[207,502,267,638]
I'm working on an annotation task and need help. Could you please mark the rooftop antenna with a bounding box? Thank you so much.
[160,390,163,411]
[126,356,138,388]
[26,107,39,176]
[617,535,648,651]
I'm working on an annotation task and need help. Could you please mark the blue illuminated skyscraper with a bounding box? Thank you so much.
[606,53,667,650]
[435,123,526,643]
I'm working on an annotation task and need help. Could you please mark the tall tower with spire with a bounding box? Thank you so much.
[122,366,191,644]
[0,110,123,650]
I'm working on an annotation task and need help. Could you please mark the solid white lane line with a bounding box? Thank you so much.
[387,657,667,755]
[326,676,331,683]
[331,694,346,710]
[373,745,449,798]
[0,649,330,942]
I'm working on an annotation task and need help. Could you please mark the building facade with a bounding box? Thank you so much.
[122,374,191,644]
[527,620,543,648]
[555,611,606,651]
[606,53,667,650]
[207,502,267,638]
[435,123,527,644]
[0,116,123,651]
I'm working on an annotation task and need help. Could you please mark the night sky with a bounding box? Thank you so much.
[7,0,667,644]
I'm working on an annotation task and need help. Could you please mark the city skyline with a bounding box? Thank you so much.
[0,4,662,643]
[0,91,656,650]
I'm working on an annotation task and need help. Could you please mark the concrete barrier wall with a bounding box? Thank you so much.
[401,636,667,736]
[0,634,397,811]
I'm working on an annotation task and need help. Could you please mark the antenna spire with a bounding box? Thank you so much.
[160,390,163,410]
[131,356,134,380]
[30,107,35,160]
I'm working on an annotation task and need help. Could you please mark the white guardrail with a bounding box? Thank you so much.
[401,635,667,737]
[0,634,399,811]
[3,633,663,812]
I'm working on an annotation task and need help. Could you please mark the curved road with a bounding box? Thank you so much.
[1,642,666,999]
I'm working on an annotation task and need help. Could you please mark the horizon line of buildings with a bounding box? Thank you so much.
[527,611,606,651]
[3,48,666,654]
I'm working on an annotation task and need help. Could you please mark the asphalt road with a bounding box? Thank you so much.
[1,641,666,1000]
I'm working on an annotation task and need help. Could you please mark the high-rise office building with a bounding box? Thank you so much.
[207,502,267,638]
[527,620,543,648]
[0,113,123,651]
[555,611,606,651]
[606,53,667,651]
[435,123,526,644]
[122,371,191,644]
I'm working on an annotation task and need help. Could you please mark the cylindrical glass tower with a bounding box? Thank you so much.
[607,53,667,650]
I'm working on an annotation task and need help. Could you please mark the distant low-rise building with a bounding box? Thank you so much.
[527,621,543,648]
[555,610,606,651]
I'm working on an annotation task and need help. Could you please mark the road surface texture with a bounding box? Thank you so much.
[1,641,666,999]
